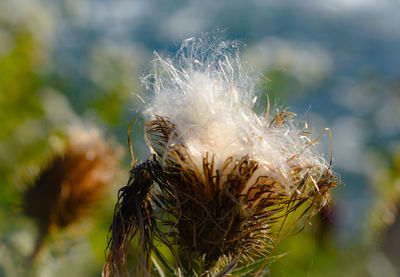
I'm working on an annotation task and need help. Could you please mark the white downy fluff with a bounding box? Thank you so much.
[143,35,329,191]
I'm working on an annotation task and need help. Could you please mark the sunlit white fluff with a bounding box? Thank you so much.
[143,35,328,190]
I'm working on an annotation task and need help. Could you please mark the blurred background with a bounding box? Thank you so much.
[1,0,400,276]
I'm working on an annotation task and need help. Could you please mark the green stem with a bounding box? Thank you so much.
[26,227,48,267]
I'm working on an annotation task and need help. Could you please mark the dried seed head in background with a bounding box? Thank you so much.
[105,34,338,276]
[22,126,122,262]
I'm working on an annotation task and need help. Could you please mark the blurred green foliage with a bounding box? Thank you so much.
[0,3,131,275]
[0,11,46,223]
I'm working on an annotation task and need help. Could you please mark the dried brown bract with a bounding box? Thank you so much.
[104,115,337,276]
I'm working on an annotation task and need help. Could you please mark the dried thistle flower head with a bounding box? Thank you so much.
[22,126,121,262]
[105,34,338,276]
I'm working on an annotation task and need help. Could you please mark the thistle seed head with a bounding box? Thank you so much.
[105,34,338,276]
[22,127,121,234]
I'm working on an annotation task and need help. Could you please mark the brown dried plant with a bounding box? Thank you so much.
[22,127,121,264]
[104,35,339,276]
